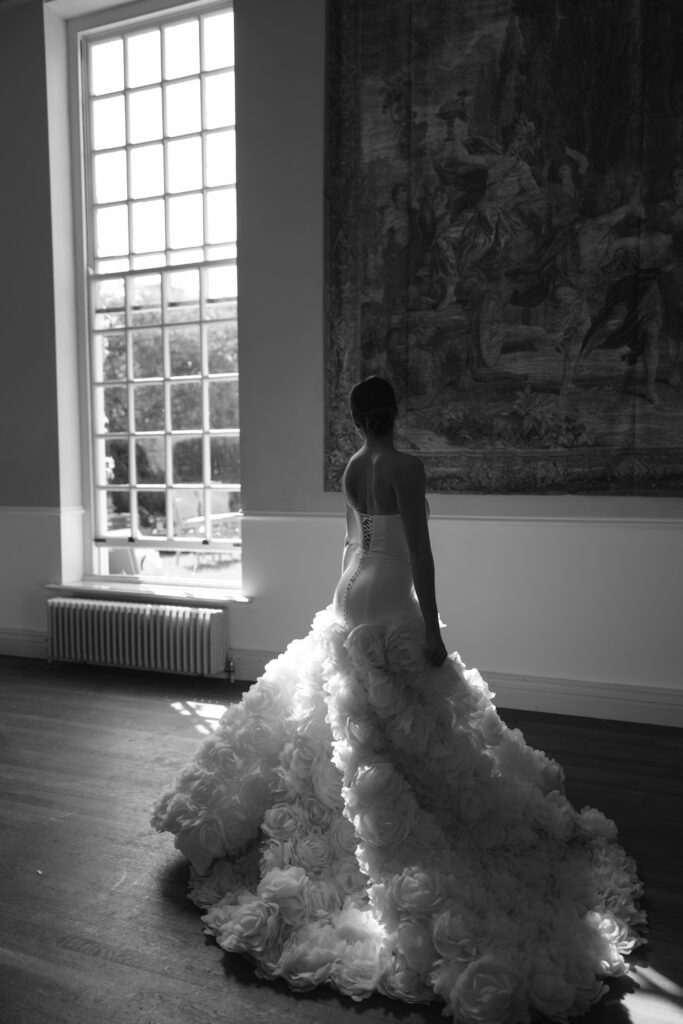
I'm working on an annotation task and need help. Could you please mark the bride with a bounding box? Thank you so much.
[152,376,646,1023]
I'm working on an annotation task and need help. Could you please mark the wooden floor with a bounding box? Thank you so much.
[0,655,682,1024]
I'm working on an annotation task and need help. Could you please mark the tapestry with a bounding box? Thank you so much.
[324,0,683,495]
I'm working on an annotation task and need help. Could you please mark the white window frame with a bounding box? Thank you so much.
[68,0,241,589]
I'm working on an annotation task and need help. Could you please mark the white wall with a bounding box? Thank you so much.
[0,0,681,727]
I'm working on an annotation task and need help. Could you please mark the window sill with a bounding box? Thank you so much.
[46,580,251,608]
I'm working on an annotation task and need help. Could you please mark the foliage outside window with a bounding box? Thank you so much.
[80,3,241,586]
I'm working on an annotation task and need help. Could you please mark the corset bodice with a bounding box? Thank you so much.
[332,511,417,628]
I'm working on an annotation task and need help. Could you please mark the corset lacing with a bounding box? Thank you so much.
[341,513,375,626]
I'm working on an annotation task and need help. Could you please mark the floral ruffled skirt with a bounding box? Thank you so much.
[151,608,646,1024]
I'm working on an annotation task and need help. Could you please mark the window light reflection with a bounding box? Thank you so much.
[171,699,228,733]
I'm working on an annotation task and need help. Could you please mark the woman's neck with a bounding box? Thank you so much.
[362,432,395,453]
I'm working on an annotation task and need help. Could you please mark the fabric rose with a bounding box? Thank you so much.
[334,675,370,719]
[538,789,576,841]
[355,791,417,848]
[344,624,386,672]
[577,806,618,840]
[262,802,307,841]
[384,621,424,675]
[331,935,392,1001]
[301,878,340,920]
[456,782,494,826]
[242,677,288,718]
[432,905,478,961]
[386,704,437,755]
[397,919,435,977]
[214,898,280,954]
[348,761,406,811]
[392,866,446,919]
[291,832,332,873]
[233,717,286,760]
[444,951,528,1024]
[345,715,384,753]
[328,810,357,858]
[335,855,367,897]
[276,929,338,990]
[472,705,505,745]
[300,794,331,829]
[311,756,344,810]
[379,954,436,1004]
[258,865,306,900]
[528,949,576,1020]
[199,736,246,777]
[366,670,408,719]
[192,815,227,857]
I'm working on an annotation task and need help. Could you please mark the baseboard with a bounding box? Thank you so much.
[0,628,48,660]
[479,670,683,728]
[231,647,683,728]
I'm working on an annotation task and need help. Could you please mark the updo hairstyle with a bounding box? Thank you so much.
[349,376,398,436]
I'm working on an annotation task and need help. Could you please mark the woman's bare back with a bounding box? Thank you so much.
[343,448,421,516]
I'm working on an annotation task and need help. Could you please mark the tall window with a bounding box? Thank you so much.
[80,3,240,587]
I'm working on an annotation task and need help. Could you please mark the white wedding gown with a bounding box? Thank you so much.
[152,508,646,1023]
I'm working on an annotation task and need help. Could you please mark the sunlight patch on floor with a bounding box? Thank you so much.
[170,700,228,734]
[627,965,683,1024]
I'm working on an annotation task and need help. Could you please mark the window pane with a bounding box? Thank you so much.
[167,136,203,193]
[207,322,238,373]
[206,129,235,187]
[169,325,201,376]
[172,439,202,483]
[164,20,199,79]
[205,71,234,129]
[127,30,161,88]
[171,382,202,429]
[206,188,236,244]
[105,438,129,483]
[172,488,204,536]
[135,437,165,483]
[102,385,128,432]
[130,144,164,198]
[96,205,129,257]
[166,79,201,136]
[131,199,165,253]
[94,278,125,328]
[90,38,123,96]
[95,332,127,382]
[167,268,200,322]
[205,264,237,304]
[94,150,127,204]
[132,329,163,377]
[168,193,203,249]
[128,87,163,144]
[210,436,240,483]
[138,490,166,534]
[106,490,130,532]
[209,380,238,428]
[130,273,162,324]
[134,383,165,431]
[202,11,234,71]
[208,489,241,541]
[92,95,126,149]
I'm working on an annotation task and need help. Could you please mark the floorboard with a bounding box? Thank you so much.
[0,655,681,1024]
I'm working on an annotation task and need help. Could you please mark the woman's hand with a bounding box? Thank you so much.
[425,630,448,667]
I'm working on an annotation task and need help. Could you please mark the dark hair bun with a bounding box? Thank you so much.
[350,376,397,435]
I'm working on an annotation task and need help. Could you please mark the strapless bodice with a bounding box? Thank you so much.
[353,511,410,560]
[332,510,417,628]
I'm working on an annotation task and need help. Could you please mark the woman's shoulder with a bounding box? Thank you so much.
[385,449,425,477]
